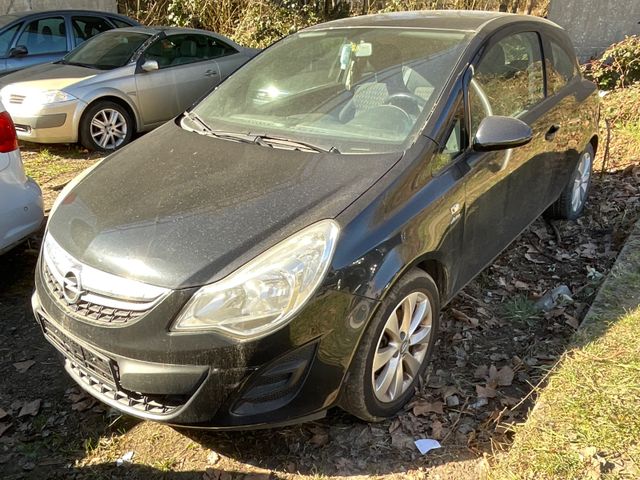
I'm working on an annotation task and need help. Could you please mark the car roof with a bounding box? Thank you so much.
[305,10,560,34]
[0,9,135,19]
[115,25,221,36]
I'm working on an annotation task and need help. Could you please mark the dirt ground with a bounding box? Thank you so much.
[1,147,639,479]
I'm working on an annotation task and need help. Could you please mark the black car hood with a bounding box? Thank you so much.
[48,121,402,289]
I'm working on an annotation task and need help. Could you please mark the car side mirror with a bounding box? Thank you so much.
[473,116,533,152]
[141,59,159,72]
[9,45,28,58]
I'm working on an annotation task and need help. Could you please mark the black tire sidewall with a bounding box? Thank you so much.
[360,272,440,418]
[80,101,133,152]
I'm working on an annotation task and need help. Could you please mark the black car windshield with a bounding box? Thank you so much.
[62,31,150,70]
[191,27,471,154]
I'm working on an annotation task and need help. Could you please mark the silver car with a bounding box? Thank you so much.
[0,27,257,151]
[0,102,43,254]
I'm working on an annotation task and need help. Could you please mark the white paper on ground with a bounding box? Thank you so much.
[116,451,134,466]
[414,438,442,455]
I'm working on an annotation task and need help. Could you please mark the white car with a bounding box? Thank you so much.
[0,103,43,254]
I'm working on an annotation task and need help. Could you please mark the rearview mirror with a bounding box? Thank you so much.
[473,116,533,152]
[9,45,28,58]
[141,59,159,72]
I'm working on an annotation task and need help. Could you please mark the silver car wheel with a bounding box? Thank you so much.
[90,108,127,150]
[372,291,432,403]
[571,150,592,213]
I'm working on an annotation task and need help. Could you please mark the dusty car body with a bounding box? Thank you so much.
[0,102,43,254]
[0,27,257,151]
[32,11,598,429]
[0,9,138,76]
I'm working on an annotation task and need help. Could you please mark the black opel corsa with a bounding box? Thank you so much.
[32,11,599,428]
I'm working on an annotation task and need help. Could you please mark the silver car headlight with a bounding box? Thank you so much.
[32,90,76,105]
[173,219,340,340]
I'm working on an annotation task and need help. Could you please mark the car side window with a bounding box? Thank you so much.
[546,40,578,94]
[200,35,237,60]
[16,17,67,55]
[72,16,113,46]
[109,18,134,29]
[473,32,544,122]
[145,34,231,68]
[432,100,466,174]
[0,23,21,56]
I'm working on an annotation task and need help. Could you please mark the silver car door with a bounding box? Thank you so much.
[134,36,182,127]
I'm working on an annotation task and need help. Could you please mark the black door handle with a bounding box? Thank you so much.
[204,69,218,77]
[545,124,561,141]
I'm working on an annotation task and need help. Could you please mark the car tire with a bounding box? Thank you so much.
[545,144,594,221]
[80,101,134,152]
[340,268,440,422]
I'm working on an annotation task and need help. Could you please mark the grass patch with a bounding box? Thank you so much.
[618,121,640,144]
[21,145,98,187]
[597,84,640,171]
[502,294,539,324]
[490,226,640,479]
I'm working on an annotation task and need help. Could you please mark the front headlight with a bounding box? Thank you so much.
[31,90,76,105]
[173,219,340,340]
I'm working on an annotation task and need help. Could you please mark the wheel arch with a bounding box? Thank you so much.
[79,94,141,135]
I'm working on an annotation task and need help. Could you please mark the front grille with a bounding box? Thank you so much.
[9,94,25,104]
[43,263,147,324]
[40,315,184,415]
[40,235,169,326]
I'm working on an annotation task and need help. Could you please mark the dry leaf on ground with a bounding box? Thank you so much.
[18,399,41,417]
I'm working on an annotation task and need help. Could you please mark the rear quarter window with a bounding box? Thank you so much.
[547,40,579,94]
[110,17,135,29]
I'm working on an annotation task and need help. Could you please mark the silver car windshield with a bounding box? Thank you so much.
[191,28,471,154]
[61,31,150,70]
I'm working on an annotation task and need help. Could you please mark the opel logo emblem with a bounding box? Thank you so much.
[62,270,84,305]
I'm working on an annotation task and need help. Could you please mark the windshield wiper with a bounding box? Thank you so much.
[182,114,339,153]
[253,134,339,154]
[183,112,257,144]
[60,60,98,69]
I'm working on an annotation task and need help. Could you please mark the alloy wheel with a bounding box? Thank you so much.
[90,108,127,150]
[372,291,432,403]
[571,150,592,213]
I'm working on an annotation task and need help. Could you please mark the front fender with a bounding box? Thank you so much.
[78,88,143,131]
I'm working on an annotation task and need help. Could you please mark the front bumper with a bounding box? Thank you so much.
[32,262,378,428]
[5,99,85,144]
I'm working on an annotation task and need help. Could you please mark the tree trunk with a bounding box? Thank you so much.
[499,2,508,12]
[525,0,535,14]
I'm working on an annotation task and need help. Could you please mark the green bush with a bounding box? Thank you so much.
[118,0,550,50]
[232,1,321,49]
[585,35,640,90]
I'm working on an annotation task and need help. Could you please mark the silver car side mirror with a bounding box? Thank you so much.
[141,59,159,72]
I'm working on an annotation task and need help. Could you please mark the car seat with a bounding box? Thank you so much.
[172,39,198,65]
[339,43,409,122]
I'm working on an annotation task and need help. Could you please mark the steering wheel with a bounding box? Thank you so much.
[385,92,425,117]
